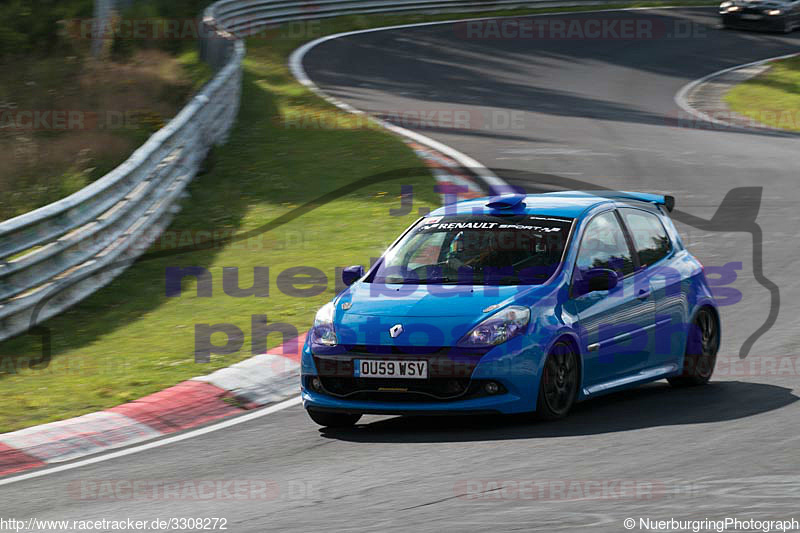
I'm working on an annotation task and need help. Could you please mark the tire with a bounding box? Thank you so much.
[307,410,361,428]
[537,340,579,420]
[668,308,720,387]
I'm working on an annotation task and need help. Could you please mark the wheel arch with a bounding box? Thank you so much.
[690,302,721,341]
[545,331,584,395]
[679,303,721,369]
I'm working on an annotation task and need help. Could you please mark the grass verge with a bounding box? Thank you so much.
[0,49,211,221]
[725,56,800,132]
[0,1,708,432]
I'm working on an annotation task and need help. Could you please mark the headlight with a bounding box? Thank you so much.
[725,4,741,11]
[458,306,531,347]
[310,302,337,346]
[766,8,782,14]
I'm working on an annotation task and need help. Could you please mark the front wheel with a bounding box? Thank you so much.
[537,340,579,420]
[668,308,719,387]
[307,410,361,428]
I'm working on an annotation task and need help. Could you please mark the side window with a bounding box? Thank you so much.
[619,208,672,268]
[575,211,635,277]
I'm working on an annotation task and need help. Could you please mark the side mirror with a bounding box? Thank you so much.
[586,268,619,293]
[342,265,365,287]
[574,267,619,297]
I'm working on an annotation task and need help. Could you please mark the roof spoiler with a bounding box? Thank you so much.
[486,193,527,210]
[592,191,675,212]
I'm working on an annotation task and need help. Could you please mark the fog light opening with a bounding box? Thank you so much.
[311,377,322,392]
[485,381,501,395]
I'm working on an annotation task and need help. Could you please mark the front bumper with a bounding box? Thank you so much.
[300,340,543,415]
[302,391,510,416]
[721,12,789,30]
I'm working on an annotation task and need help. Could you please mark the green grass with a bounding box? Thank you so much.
[178,50,214,92]
[0,1,709,433]
[725,56,800,132]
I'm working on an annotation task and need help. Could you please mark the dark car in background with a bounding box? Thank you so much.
[720,0,800,32]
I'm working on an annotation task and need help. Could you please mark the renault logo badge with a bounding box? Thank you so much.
[389,324,404,338]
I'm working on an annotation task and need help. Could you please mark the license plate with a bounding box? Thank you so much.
[354,359,428,379]
[741,14,763,19]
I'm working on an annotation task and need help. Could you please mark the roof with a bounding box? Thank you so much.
[428,190,669,219]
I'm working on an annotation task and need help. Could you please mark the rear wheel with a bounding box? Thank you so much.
[307,410,361,428]
[537,340,579,420]
[668,308,719,387]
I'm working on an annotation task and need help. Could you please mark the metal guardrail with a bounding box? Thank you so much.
[0,0,623,342]
[208,0,625,35]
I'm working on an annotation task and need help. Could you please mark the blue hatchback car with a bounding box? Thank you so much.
[301,191,720,427]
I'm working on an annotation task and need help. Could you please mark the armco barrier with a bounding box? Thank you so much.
[0,0,631,342]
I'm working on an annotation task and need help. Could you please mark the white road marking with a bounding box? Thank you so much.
[674,52,800,128]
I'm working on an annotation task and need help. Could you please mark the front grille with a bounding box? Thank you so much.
[345,345,450,355]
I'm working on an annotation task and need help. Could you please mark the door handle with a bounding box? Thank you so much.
[637,289,651,300]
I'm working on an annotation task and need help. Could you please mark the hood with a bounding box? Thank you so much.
[732,0,788,6]
[330,282,553,347]
[339,282,544,317]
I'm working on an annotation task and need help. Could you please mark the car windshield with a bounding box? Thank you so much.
[369,214,574,285]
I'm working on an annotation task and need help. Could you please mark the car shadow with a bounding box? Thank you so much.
[318,380,798,443]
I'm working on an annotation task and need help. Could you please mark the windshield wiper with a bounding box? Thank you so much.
[420,277,471,285]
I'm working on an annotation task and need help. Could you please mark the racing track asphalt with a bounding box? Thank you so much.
[2,7,799,532]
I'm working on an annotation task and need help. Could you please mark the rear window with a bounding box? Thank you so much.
[619,208,672,267]
[369,214,574,285]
